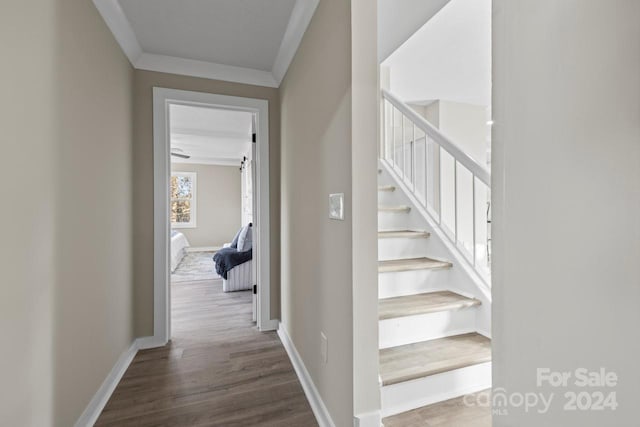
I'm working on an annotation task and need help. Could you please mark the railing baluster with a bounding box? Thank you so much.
[425,134,429,209]
[381,90,491,286]
[454,159,458,244]
[438,146,443,227]
[411,125,415,189]
[472,176,477,266]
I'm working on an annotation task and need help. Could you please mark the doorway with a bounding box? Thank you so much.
[152,88,274,345]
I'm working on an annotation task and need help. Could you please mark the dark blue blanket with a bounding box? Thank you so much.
[213,247,252,280]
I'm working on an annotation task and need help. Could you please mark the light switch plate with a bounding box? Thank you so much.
[320,332,328,363]
[329,193,344,220]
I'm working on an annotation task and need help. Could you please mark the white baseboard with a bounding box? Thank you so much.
[259,318,280,331]
[185,246,221,253]
[136,335,168,350]
[277,324,336,427]
[74,336,158,427]
[354,411,382,427]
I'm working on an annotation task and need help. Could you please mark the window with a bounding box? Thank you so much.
[170,172,196,228]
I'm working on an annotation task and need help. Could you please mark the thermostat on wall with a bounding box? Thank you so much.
[329,193,344,220]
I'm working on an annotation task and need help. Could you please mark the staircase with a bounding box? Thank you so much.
[378,90,492,421]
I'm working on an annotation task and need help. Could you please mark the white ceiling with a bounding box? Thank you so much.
[383,0,492,107]
[170,104,252,166]
[119,0,295,71]
[93,0,319,87]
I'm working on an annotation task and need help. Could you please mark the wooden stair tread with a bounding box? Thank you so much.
[380,333,491,386]
[383,390,492,427]
[378,230,430,239]
[379,291,481,320]
[378,205,411,213]
[379,257,452,273]
[378,185,396,192]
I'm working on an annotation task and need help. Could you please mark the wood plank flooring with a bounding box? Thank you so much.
[383,390,492,427]
[96,279,317,427]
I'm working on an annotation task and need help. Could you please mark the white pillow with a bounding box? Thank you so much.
[237,224,253,252]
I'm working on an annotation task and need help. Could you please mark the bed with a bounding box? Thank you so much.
[171,230,190,272]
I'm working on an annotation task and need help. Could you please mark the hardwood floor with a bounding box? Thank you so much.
[96,279,317,427]
[383,391,492,427]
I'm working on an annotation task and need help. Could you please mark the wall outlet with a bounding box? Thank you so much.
[320,332,328,364]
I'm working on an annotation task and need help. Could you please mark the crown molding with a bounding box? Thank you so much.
[272,0,320,84]
[92,0,142,64]
[135,53,278,88]
[94,0,319,88]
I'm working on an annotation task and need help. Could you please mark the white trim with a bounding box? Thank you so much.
[93,0,318,87]
[185,246,222,253]
[136,53,278,88]
[74,336,155,427]
[154,88,274,344]
[172,157,243,167]
[92,0,142,64]
[272,0,320,84]
[353,412,382,427]
[277,324,336,427]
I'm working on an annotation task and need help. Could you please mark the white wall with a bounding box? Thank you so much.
[438,100,490,166]
[384,0,491,107]
[493,1,640,425]
[171,163,242,247]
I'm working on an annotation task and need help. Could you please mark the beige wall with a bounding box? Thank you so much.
[171,163,242,247]
[133,70,280,336]
[53,0,135,425]
[493,1,640,426]
[1,0,135,425]
[279,0,356,424]
[0,1,56,425]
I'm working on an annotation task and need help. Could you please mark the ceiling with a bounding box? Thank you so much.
[383,0,492,107]
[170,104,252,166]
[377,0,450,62]
[93,0,319,87]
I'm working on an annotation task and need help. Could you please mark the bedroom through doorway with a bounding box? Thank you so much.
[153,88,273,346]
[169,103,257,337]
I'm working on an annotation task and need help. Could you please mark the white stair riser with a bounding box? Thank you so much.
[378,211,411,230]
[377,190,397,205]
[379,308,477,349]
[378,237,428,261]
[379,269,451,299]
[381,362,492,418]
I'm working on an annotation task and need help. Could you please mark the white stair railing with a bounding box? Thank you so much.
[381,89,491,284]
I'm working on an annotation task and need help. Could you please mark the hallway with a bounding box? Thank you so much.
[96,279,317,426]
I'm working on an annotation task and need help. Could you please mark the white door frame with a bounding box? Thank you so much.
[152,87,275,346]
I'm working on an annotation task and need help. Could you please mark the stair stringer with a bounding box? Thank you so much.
[378,159,492,338]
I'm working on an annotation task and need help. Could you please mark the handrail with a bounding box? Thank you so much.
[381,88,492,285]
[382,89,491,186]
